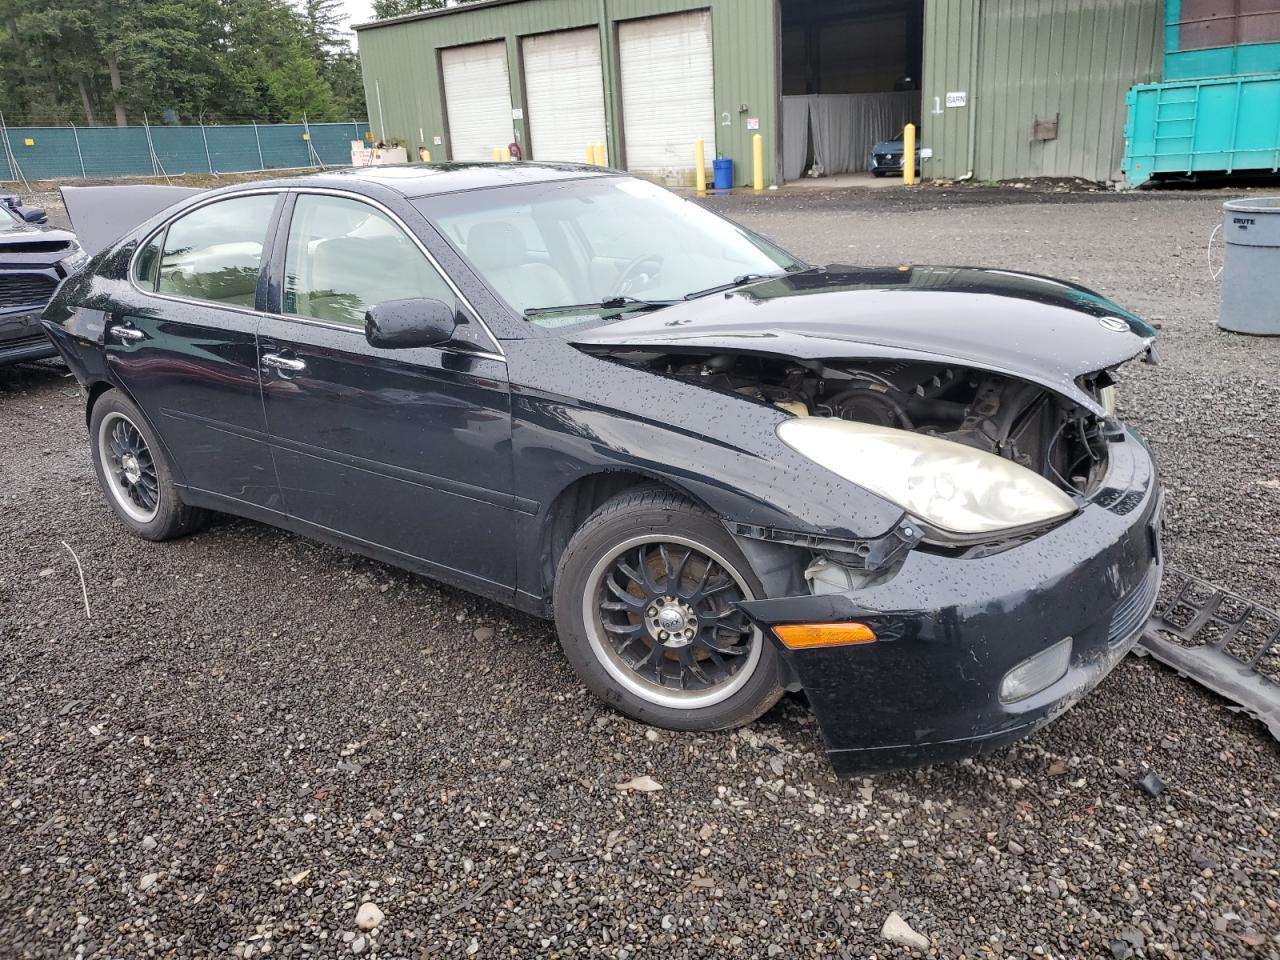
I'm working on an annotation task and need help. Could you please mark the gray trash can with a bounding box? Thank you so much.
[1220,197,1280,335]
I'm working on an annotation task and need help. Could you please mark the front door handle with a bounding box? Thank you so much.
[262,353,306,373]
[108,324,145,342]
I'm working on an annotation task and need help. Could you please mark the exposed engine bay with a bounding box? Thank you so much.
[607,350,1117,496]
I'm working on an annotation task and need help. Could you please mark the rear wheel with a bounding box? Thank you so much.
[553,487,782,730]
[89,390,207,541]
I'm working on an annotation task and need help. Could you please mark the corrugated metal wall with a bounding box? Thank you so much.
[921,0,980,180]
[923,0,1164,183]
[356,0,778,186]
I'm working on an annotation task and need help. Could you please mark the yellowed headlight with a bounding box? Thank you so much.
[777,418,1077,537]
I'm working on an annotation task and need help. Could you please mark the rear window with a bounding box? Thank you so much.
[156,194,277,307]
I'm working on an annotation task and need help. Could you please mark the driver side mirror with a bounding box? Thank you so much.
[365,298,458,350]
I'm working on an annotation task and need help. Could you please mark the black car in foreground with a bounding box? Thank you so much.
[1,193,86,364]
[46,164,1162,775]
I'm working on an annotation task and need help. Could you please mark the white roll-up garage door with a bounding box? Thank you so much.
[523,29,607,163]
[442,41,513,162]
[619,11,716,184]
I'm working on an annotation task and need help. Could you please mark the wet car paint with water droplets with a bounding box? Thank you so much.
[42,163,1163,775]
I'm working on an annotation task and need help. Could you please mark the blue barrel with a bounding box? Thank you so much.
[1220,197,1280,335]
[712,158,733,190]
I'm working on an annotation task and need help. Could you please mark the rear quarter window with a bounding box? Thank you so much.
[134,234,162,291]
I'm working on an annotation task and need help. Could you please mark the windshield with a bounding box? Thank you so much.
[417,177,801,327]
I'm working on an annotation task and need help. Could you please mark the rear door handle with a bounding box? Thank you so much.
[108,324,145,342]
[262,353,306,372]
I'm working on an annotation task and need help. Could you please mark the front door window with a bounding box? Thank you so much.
[282,194,456,328]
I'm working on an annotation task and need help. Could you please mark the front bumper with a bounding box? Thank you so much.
[869,154,904,175]
[2,261,67,365]
[739,429,1163,775]
[0,308,57,364]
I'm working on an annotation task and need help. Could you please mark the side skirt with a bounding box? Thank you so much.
[176,485,549,617]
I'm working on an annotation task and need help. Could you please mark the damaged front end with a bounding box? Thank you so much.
[598,349,1125,570]
[572,265,1164,773]
[573,264,1160,577]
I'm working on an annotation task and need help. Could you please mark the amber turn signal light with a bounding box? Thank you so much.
[773,622,877,649]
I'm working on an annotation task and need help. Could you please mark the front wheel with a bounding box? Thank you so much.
[89,390,207,541]
[553,487,783,731]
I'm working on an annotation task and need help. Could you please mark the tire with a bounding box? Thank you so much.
[553,486,783,731]
[89,389,208,541]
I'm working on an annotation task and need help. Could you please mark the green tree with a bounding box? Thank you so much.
[108,0,214,125]
[0,0,366,125]
[206,0,342,121]
[0,0,101,124]
[324,51,366,120]
[296,0,366,119]
[371,0,482,21]
[299,0,345,56]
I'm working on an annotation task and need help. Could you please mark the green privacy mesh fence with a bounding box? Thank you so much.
[0,121,372,182]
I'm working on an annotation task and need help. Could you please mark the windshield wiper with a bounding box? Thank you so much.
[683,273,782,301]
[524,295,676,318]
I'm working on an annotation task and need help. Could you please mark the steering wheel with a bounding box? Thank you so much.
[611,253,665,298]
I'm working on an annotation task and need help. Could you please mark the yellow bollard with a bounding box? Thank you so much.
[586,145,596,165]
[501,146,512,162]
[903,123,917,185]
[694,138,707,195]
[493,147,502,162]
[594,143,606,167]
[752,133,764,192]
[423,149,431,163]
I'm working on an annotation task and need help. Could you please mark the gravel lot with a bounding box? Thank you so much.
[1,182,1277,959]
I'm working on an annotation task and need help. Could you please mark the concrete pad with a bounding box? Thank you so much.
[782,172,909,191]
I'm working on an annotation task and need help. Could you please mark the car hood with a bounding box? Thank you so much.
[0,218,75,244]
[572,265,1158,415]
[872,140,905,153]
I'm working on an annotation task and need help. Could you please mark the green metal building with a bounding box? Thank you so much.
[355,0,1165,187]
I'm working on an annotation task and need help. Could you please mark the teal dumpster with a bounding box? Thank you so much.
[1124,74,1280,187]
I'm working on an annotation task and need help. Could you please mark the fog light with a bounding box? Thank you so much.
[999,636,1073,703]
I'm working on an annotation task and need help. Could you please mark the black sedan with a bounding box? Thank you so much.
[45,163,1162,775]
[1,192,86,364]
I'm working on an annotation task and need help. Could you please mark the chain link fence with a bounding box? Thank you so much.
[0,121,372,183]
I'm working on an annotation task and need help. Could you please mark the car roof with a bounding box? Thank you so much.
[257,162,618,199]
